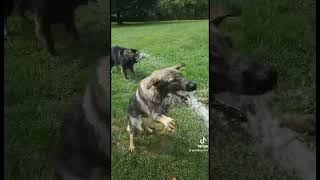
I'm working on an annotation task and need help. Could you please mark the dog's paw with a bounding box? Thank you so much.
[144,126,154,133]
[129,145,135,152]
[164,117,176,132]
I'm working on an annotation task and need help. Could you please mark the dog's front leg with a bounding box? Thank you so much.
[156,115,176,132]
[129,133,135,152]
[121,67,128,79]
[129,66,135,74]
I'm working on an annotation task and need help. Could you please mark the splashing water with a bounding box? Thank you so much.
[186,91,209,127]
[245,93,316,180]
[215,92,316,180]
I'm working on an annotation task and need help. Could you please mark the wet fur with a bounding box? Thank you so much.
[127,64,197,151]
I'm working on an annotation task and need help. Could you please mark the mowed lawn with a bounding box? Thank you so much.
[111,20,209,179]
[210,0,315,179]
[4,2,108,180]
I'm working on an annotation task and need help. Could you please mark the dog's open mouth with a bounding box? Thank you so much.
[175,90,193,100]
[136,52,149,62]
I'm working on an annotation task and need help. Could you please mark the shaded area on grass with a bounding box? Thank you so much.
[5,2,108,180]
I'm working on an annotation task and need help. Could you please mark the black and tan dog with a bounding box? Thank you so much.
[54,56,110,180]
[4,0,96,55]
[111,46,145,79]
[127,64,197,151]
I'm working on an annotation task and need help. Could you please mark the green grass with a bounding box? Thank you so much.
[210,0,316,179]
[111,20,209,179]
[4,2,108,180]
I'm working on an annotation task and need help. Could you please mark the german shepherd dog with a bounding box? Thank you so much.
[4,0,96,55]
[111,46,145,79]
[55,57,110,180]
[127,64,197,151]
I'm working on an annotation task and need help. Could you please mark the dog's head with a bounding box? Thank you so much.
[145,64,197,95]
[123,48,144,63]
[210,10,277,95]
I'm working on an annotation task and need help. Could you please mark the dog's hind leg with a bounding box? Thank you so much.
[128,116,143,152]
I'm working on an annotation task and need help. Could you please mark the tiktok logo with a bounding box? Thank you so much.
[199,137,207,145]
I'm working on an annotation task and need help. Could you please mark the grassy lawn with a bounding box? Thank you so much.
[111,20,209,179]
[4,2,108,180]
[210,0,315,179]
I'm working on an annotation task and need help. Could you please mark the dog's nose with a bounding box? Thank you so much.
[186,82,197,91]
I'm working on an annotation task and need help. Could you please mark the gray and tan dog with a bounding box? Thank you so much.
[127,64,197,151]
[54,56,110,180]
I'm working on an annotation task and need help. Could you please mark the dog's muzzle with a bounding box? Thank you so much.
[185,81,197,91]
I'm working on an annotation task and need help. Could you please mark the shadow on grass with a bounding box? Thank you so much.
[145,134,191,157]
[112,68,149,83]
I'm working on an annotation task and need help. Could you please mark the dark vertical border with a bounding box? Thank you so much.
[208,0,211,179]
[108,0,112,179]
[2,1,6,179]
[316,0,319,174]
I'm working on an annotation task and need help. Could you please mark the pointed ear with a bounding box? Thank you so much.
[123,49,133,59]
[146,77,160,89]
[170,63,186,71]
[211,9,242,27]
[123,49,129,56]
[132,49,139,53]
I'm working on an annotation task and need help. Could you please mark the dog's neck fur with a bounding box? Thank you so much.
[139,83,166,104]
[82,57,110,156]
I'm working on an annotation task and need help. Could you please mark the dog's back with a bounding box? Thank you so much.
[111,46,126,66]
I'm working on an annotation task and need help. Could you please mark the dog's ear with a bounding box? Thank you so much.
[146,77,161,89]
[211,9,241,27]
[124,49,134,59]
[170,63,186,71]
[131,49,139,53]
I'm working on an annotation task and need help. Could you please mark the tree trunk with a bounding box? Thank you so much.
[116,11,123,25]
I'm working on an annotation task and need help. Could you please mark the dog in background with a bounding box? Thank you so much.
[111,46,145,79]
[127,64,197,151]
[4,0,96,55]
[55,56,110,180]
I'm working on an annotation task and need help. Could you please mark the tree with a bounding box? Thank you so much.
[111,0,157,24]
